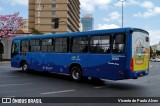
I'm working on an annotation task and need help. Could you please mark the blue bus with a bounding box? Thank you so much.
[11,28,150,81]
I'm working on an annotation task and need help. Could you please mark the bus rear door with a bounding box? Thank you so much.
[108,34,126,80]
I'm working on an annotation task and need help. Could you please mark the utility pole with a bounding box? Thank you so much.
[118,0,126,28]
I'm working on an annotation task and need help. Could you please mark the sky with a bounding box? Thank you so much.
[0,0,160,45]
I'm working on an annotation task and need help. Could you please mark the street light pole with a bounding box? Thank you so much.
[118,0,126,28]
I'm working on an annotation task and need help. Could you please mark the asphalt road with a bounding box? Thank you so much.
[0,61,160,106]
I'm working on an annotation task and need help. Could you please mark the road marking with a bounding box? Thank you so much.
[5,96,16,97]
[0,76,20,78]
[41,89,76,95]
[0,83,33,87]
[94,86,106,89]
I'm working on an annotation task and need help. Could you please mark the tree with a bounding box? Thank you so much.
[156,50,160,56]
[150,47,153,58]
[0,12,23,39]
[0,12,23,60]
[31,28,43,35]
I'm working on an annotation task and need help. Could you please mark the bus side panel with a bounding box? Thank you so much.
[85,54,111,79]
[28,53,43,71]
[41,53,55,72]
[85,54,126,80]
[48,53,71,74]
[70,54,89,74]
[45,53,88,74]
[125,31,133,79]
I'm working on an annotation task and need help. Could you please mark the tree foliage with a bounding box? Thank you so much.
[150,47,153,57]
[0,12,23,39]
[31,28,43,35]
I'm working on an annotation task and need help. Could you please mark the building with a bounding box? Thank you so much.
[151,43,160,57]
[19,19,29,34]
[0,38,12,60]
[79,22,83,31]
[151,43,160,52]
[29,0,80,33]
[81,14,94,31]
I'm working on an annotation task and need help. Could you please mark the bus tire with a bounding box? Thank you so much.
[70,66,82,81]
[21,62,28,72]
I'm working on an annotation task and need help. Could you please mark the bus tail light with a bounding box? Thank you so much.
[130,58,134,71]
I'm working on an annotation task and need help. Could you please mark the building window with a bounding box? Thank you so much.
[90,35,110,53]
[21,40,29,52]
[55,38,69,53]
[30,39,40,52]
[41,39,54,52]
[51,0,56,3]
[113,34,125,54]
[51,4,56,9]
[51,11,56,15]
[71,37,88,53]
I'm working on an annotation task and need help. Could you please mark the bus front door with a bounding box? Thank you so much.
[11,40,20,68]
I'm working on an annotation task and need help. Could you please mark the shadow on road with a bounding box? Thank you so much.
[11,69,144,90]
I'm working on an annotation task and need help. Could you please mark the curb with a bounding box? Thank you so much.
[0,61,10,64]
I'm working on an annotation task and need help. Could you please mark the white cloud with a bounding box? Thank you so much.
[96,24,120,30]
[148,30,160,45]
[103,11,121,22]
[134,7,160,18]
[115,0,160,18]
[141,1,154,9]
[133,1,160,18]
[114,0,139,7]
[2,0,28,6]
[80,0,112,12]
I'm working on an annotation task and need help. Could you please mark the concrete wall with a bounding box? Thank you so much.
[1,38,12,60]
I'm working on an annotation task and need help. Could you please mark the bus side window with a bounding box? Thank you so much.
[30,39,40,52]
[90,35,110,54]
[55,37,69,53]
[71,36,88,53]
[113,34,125,54]
[41,39,54,52]
[21,40,29,52]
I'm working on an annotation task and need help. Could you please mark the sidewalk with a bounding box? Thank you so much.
[0,61,10,64]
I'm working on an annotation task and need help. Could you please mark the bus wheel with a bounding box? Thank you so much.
[22,62,28,72]
[70,66,82,81]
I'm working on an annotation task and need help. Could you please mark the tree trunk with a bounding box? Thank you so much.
[0,54,2,61]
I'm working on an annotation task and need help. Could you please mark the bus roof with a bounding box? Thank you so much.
[13,27,149,40]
